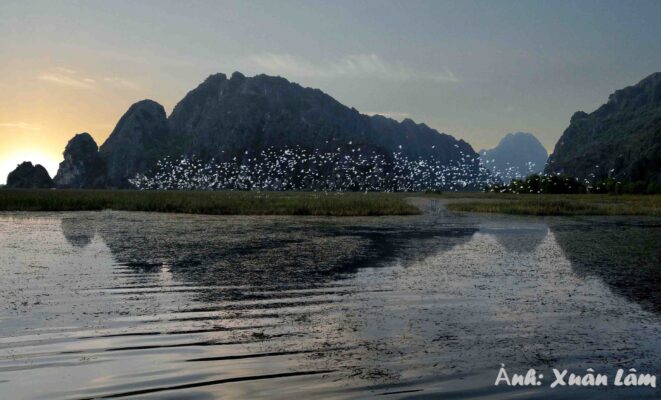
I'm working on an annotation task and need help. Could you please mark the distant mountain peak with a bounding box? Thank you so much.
[480,132,548,182]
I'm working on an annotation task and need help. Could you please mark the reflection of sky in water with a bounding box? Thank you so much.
[477,221,549,254]
[0,208,659,399]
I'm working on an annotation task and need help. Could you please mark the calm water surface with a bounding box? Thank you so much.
[1,199,660,399]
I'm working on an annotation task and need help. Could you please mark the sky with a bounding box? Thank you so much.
[1,0,660,183]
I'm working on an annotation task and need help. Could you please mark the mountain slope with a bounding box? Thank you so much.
[545,72,661,182]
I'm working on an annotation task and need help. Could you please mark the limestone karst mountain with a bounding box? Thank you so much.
[6,161,54,188]
[545,72,661,183]
[479,132,548,182]
[54,72,480,188]
[168,72,475,164]
[99,100,171,187]
[53,132,107,188]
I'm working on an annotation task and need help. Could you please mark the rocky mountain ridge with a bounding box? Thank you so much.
[54,72,481,188]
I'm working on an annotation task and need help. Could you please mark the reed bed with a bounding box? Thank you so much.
[445,194,661,216]
[0,189,420,216]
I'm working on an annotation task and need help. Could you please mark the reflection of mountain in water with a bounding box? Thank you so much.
[43,211,661,397]
[550,220,661,313]
[478,222,549,254]
[87,212,481,385]
[62,212,478,302]
[60,216,97,247]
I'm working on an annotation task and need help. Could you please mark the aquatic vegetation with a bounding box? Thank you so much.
[129,146,497,192]
[446,194,661,216]
[0,189,420,216]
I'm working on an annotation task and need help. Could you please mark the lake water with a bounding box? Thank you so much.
[1,199,660,399]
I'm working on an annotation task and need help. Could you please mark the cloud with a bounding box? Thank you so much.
[37,71,95,89]
[55,67,78,74]
[0,122,40,131]
[429,68,459,83]
[245,53,459,83]
[37,68,139,90]
[104,77,140,90]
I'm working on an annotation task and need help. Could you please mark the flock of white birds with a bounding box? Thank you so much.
[129,145,503,192]
[479,160,542,183]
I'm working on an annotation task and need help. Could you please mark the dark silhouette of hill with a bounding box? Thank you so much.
[545,72,661,183]
[6,161,54,188]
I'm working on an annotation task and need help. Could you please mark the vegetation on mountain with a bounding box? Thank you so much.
[545,72,661,183]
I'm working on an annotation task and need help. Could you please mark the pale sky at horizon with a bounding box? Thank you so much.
[1,0,660,183]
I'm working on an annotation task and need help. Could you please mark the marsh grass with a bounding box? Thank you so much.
[0,189,420,216]
[445,194,661,216]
